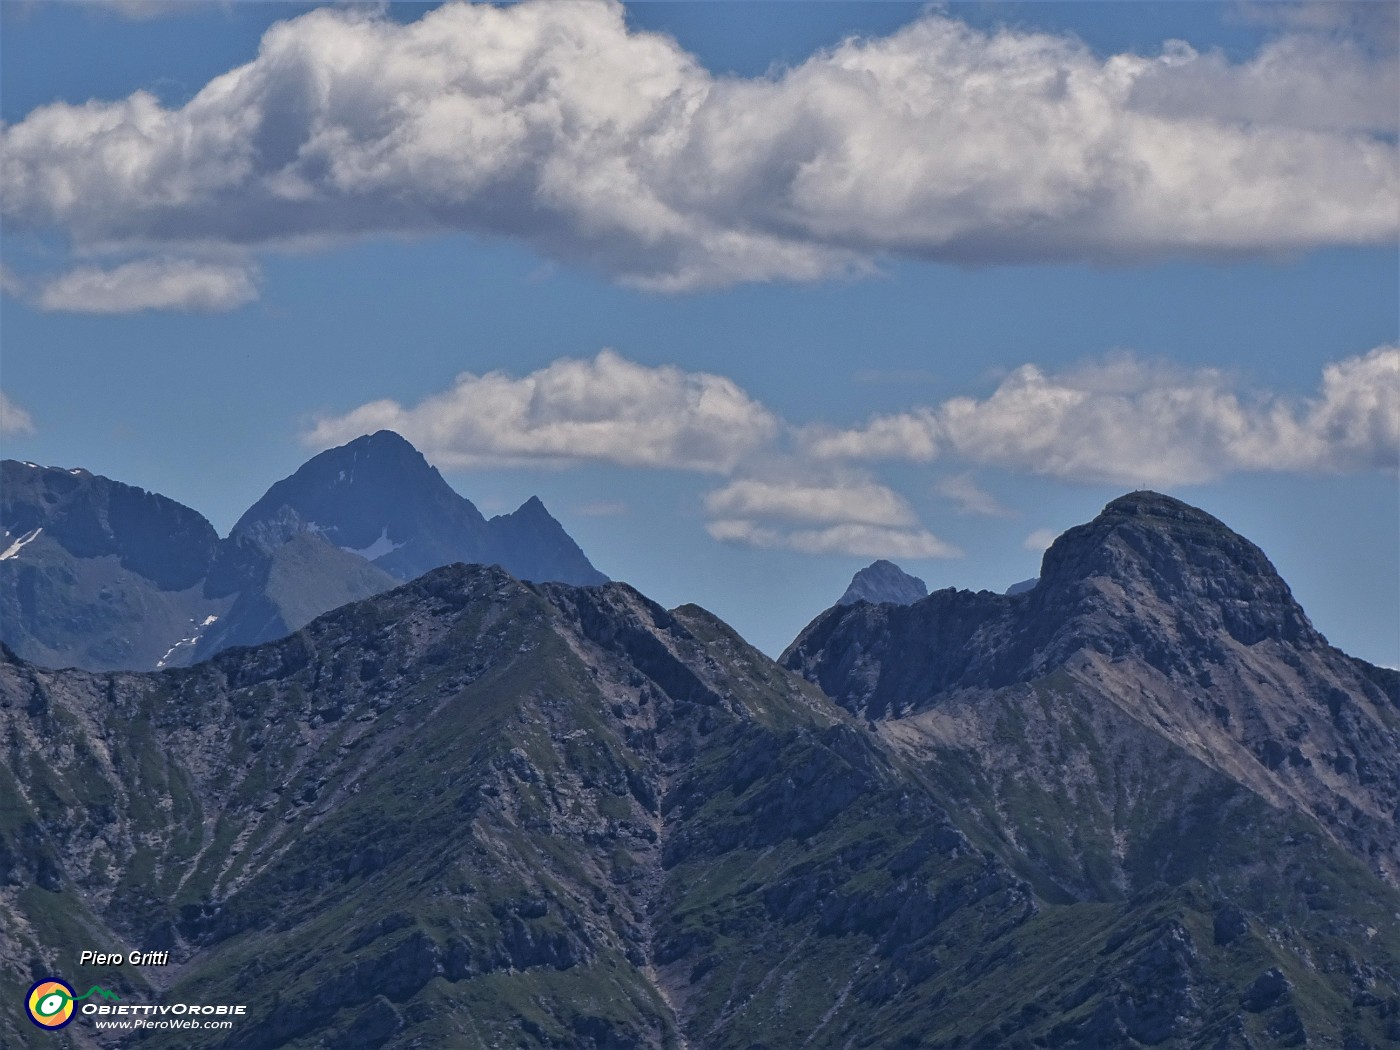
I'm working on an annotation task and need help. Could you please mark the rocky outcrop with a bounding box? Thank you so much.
[0,565,1053,1049]
[837,558,928,606]
[784,492,1400,887]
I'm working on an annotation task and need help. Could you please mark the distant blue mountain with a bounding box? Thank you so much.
[837,559,928,606]
[0,432,606,671]
[233,430,607,587]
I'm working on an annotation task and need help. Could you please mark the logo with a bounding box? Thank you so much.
[25,979,120,1030]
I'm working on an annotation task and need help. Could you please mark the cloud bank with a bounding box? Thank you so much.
[804,346,1400,486]
[35,258,259,314]
[704,478,918,529]
[702,475,957,559]
[706,519,959,560]
[308,345,1398,558]
[3,1,1395,292]
[305,349,777,472]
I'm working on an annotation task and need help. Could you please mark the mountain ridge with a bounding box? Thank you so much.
[1,489,1396,1047]
[782,491,1400,889]
[0,433,607,673]
[3,541,1397,1047]
[232,430,607,587]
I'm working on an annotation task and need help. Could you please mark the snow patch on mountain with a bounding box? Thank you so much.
[156,614,221,669]
[0,527,42,561]
[341,527,403,561]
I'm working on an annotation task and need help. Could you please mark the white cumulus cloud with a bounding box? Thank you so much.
[1128,34,1397,133]
[706,519,959,560]
[307,343,1397,556]
[702,473,957,558]
[35,258,259,314]
[805,347,1400,486]
[2,1,1394,292]
[304,349,778,472]
[704,477,917,528]
[0,392,36,436]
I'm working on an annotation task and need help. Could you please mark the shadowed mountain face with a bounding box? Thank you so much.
[783,491,1400,892]
[837,559,928,606]
[0,433,605,672]
[0,463,397,673]
[232,431,607,586]
[486,496,609,588]
[0,462,226,671]
[192,533,400,663]
[1,463,218,591]
[2,494,1398,1049]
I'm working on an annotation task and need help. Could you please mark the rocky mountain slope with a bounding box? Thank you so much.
[836,559,928,606]
[2,494,1397,1048]
[231,431,606,586]
[0,434,606,673]
[783,491,1400,1042]
[191,533,400,663]
[783,492,1400,888]
[0,462,228,672]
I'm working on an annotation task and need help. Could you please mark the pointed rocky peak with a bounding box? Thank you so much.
[837,560,928,606]
[1036,491,1320,647]
[508,495,550,520]
[486,496,608,586]
[344,428,421,457]
[232,433,606,586]
[231,430,490,579]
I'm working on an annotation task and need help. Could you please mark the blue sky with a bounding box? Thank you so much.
[2,1,1396,663]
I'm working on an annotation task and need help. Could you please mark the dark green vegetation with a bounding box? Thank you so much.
[0,432,605,673]
[1,493,1396,1048]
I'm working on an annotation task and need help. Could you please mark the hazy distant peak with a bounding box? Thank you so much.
[837,559,928,606]
[500,494,550,520]
[486,495,608,586]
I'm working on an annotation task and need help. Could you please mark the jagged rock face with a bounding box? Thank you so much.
[0,567,1031,1049]
[1,462,220,590]
[1033,491,1323,657]
[0,463,396,673]
[783,491,1400,892]
[0,462,225,670]
[232,430,494,580]
[791,493,1339,701]
[3,558,1398,1048]
[234,430,607,586]
[485,496,608,587]
[837,559,928,606]
[1,433,606,672]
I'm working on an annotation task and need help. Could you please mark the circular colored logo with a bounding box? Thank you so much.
[26,979,76,1030]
